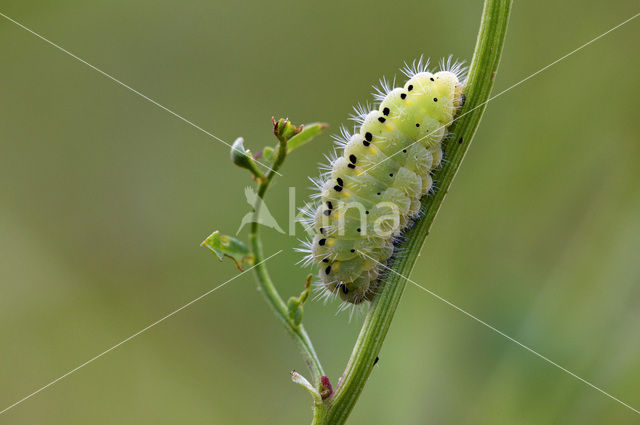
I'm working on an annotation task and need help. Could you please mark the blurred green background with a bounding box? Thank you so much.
[1,1,639,424]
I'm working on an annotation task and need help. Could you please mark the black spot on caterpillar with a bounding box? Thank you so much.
[300,56,467,305]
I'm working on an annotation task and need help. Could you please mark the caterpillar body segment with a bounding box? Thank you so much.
[301,58,466,305]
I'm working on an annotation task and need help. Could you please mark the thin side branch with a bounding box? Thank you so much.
[249,138,326,384]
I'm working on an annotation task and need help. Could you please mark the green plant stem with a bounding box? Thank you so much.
[319,1,512,423]
[249,142,325,384]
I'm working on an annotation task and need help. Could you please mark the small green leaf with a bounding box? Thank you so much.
[300,274,312,304]
[230,137,264,180]
[273,117,300,142]
[286,274,312,328]
[201,231,254,271]
[287,122,328,154]
[287,297,303,327]
[291,370,322,403]
[262,146,275,162]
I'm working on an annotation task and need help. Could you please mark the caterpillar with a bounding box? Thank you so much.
[299,57,466,305]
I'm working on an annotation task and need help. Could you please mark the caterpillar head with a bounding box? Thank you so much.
[325,271,379,305]
[433,70,466,109]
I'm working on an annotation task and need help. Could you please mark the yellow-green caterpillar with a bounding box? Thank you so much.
[300,57,465,305]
